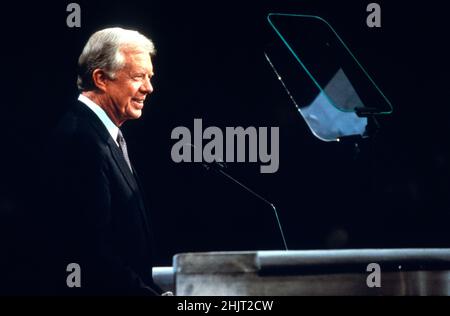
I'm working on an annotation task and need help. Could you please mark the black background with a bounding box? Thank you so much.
[0,0,449,293]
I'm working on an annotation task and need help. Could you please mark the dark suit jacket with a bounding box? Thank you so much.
[37,100,160,295]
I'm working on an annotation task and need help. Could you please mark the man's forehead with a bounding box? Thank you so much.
[121,48,153,72]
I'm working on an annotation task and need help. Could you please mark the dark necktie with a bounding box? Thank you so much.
[117,129,133,172]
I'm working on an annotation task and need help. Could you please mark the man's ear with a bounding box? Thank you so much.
[92,69,110,92]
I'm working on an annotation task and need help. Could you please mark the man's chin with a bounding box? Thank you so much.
[129,110,143,120]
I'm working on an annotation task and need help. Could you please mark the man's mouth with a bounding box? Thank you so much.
[132,98,145,107]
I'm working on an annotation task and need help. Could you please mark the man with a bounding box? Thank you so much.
[38,27,161,295]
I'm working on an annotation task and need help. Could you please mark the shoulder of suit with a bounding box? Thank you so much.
[49,106,112,158]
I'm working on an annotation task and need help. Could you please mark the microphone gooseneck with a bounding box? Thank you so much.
[213,168,289,251]
[187,142,289,251]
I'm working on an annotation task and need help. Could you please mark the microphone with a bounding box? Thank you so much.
[187,143,289,251]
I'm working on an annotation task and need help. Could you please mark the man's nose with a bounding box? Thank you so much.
[141,77,153,94]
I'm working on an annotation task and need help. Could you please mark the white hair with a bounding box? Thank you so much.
[77,27,155,91]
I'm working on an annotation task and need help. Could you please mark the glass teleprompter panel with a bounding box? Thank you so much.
[265,14,393,141]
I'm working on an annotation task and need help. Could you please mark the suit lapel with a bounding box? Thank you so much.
[107,139,140,193]
[74,101,140,193]
[106,128,153,248]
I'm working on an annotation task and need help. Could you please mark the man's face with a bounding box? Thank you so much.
[104,48,154,125]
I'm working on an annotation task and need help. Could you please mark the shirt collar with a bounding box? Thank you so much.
[78,94,119,146]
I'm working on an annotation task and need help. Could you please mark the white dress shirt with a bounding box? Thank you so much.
[78,94,120,147]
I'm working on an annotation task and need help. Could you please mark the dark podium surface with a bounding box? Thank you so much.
[153,249,450,295]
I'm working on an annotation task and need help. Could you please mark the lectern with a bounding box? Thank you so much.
[153,249,450,295]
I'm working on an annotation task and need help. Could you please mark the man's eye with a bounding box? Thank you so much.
[132,74,152,83]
